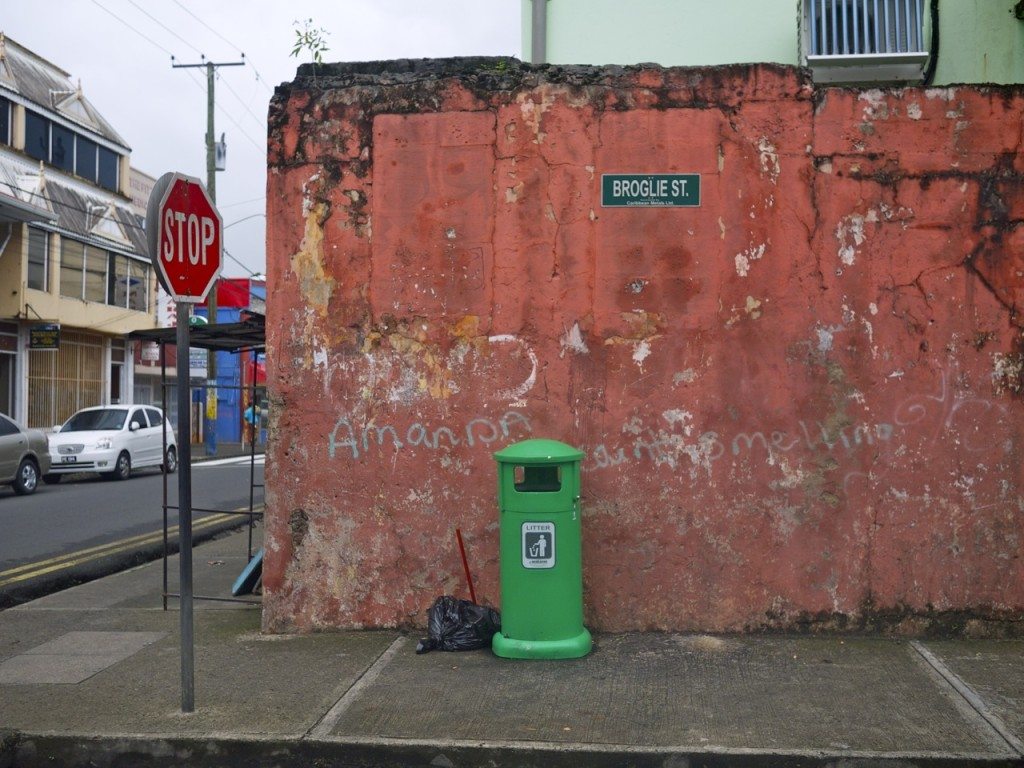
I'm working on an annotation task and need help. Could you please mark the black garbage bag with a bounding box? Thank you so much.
[415,595,501,654]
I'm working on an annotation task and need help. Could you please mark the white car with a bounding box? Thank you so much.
[46,405,177,482]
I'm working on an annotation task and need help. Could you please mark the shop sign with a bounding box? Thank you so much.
[29,323,60,350]
[189,347,208,378]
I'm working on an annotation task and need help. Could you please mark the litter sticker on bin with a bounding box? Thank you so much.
[522,522,555,569]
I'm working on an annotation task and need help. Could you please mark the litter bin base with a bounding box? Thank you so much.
[492,628,592,660]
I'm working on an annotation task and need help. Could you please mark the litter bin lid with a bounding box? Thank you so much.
[494,438,584,465]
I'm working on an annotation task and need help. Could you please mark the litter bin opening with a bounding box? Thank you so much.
[513,465,562,492]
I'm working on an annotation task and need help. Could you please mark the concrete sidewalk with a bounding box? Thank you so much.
[1,530,1022,767]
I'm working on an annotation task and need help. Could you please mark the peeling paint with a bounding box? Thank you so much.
[757,137,780,184]
[734,243,766,277]
[673,369,697,385]
[835,213,866,266]
[632,339,652,367]
[560,322,590,357]
[745,296,763,320]
[290,202,336,315]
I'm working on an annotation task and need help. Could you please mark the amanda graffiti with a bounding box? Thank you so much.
[328,411,532,460]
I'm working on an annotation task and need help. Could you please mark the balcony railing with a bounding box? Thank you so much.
[806,0,929,83]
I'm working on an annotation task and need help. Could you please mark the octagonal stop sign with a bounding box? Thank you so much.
[146,172,222,303]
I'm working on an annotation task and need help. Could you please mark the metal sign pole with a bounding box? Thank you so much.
[176,302,195,712]
[146,170,222,714]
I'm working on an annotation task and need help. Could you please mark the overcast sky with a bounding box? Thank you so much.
[3,1,522,278]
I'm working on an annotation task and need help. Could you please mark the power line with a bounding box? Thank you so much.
[223,247,259,277]
[225,213,265,230]
[218,196,265,211]
[89,0,175,58]
[215,100,265,153]
[85,1,260,156]
[219,77,266,132]
[124,0,204,58]
[170,0,275,94]
[180,66,264,153]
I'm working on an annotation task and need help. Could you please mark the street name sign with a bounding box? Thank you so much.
[601,174,701,207]
[146,172,223,303]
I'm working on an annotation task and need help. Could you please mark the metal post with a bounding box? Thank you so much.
[161,344,169,612]
[205,61,218,457]
[248,353,257,561]
[176,303,195,712]
[531,0,548,64]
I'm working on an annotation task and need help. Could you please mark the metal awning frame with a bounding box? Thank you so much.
[128,312,265,354]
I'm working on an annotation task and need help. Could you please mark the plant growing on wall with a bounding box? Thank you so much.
[291,18,330,65]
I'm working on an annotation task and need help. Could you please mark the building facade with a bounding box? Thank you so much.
[0,33,156,427]
[522,0,1024,86]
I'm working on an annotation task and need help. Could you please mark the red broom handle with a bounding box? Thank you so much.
[456,528,477,604]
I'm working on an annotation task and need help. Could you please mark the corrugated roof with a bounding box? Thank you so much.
[0,154,147,256]
[0,35,128,148]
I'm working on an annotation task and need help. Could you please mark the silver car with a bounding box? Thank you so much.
[0,412,51,495]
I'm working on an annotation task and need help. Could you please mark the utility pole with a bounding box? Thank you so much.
[172,56,244,456]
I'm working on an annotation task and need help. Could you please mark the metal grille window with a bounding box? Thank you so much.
[805,0,928,83]
[809,0,924,56]
[27,329,104,428]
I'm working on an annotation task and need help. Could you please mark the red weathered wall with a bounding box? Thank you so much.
[264,60,1024,635]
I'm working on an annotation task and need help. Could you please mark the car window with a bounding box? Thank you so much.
[62,408,128,432]
[129,409,147,428]
[0,414,18,437]
[145,408,164,428]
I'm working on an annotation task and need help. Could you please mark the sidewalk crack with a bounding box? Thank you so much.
[305,634,406,740]
[910,640,1024,757]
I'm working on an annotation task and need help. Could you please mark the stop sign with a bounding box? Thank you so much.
[146,172,222,303]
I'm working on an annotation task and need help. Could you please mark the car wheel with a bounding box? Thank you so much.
[43,473,62,484]
[162,446,178,474]
[13,459,39,495]
[109,451,131,481]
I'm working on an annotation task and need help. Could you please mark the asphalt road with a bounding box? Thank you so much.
[0,455,263,607]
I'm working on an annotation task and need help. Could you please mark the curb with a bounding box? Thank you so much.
[2,734,1020,768]
[0,517,248,610]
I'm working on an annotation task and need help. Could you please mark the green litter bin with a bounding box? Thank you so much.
[492,439,592,660]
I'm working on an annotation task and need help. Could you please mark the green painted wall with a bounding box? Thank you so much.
[523,0,800,67]
[522,1,1023,85]
[933,1,1024,85]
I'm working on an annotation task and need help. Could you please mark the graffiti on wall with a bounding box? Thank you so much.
[324,367,1017,511]
[328,410,533,459]
[586,417,895,473]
